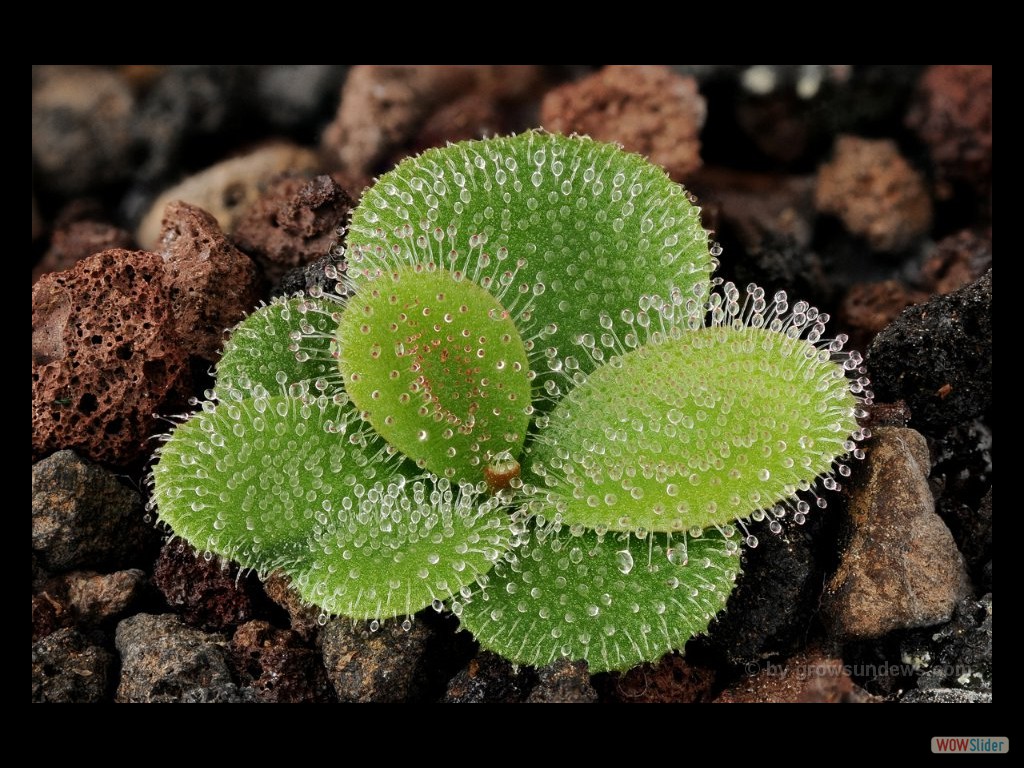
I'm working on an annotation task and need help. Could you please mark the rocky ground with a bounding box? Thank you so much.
[32,65,991,703]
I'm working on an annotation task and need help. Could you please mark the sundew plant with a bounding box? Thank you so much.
[152,131,871,672]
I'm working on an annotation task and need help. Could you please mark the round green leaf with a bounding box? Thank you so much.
[459,526,741,673]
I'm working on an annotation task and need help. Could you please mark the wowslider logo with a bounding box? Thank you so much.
[932,737,1008,754]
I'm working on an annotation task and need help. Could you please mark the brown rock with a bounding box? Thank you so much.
[920,229,992,295]
[815,135,933,252]
[157,201,262,361]
[823,427,971,640]
[153,540,264,632]
[32,250,192,464]
[320,616,435,703]
[599,654,716,703]
[411,94,505,157]
[32,450,153,570]
[136,142,319,249]
[907,65,992,194]
[32,627,114,703]
[230,620,334,702]
[323,65,475,177]
[65,569,147,624]
[262,571,322,641]
[32,591,71,642]
[840,280,929,350]
[322,65,545,178]
[232,174,353,283]
[115,613,253,703]
[525,658,599,703]
[33,220,134,284]
[715,650,878,703]
[541,65,706,180]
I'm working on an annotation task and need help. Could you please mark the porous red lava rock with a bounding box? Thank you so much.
[33,220,134,284]
[541,65,706,181]
[525,659,599,703]
[319,616,436,703]
[32,627,114,703]
[32,67,136,195]
[815,135,933,252]
[115,612,254,703]
[32,250,192,465]
[823,427,971,640]
[868,270,992,432]
[920,229,992,295]
[32,450,153,570]
[714,650,878,703]
[261,572,322,641]
[597,654,717,703]
[153,541,264,632]
[907,65,992,194]
[229,620,334,703]
[136,143,320,249]
[65,569,147,625]
[157,201,262,361]
[323,65,545,179]
[232,174,353,283]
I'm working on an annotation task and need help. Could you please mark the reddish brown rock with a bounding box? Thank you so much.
[920,229,992,295]
[907,65,992,195]
[153,540,265,632]
[412,94,505,157]
[823,427,971,640]
[525,659,599,703]
[136,142,320,249]
[715,650,878,703]
[541,65,706,180]
[323,65,477,177]
[230,620,334,702]
[322,65,545,178]
[157,201,262,361]
[262,572,322,641]
[32,591,70,642]
[840,280,929,350]
[232,174,353,284]
[815,135,933,252]
[33,220,134,284]
[598,654,716,703]
[32,250,192,464]
[66,569,147,624]
[320,616,437,703]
